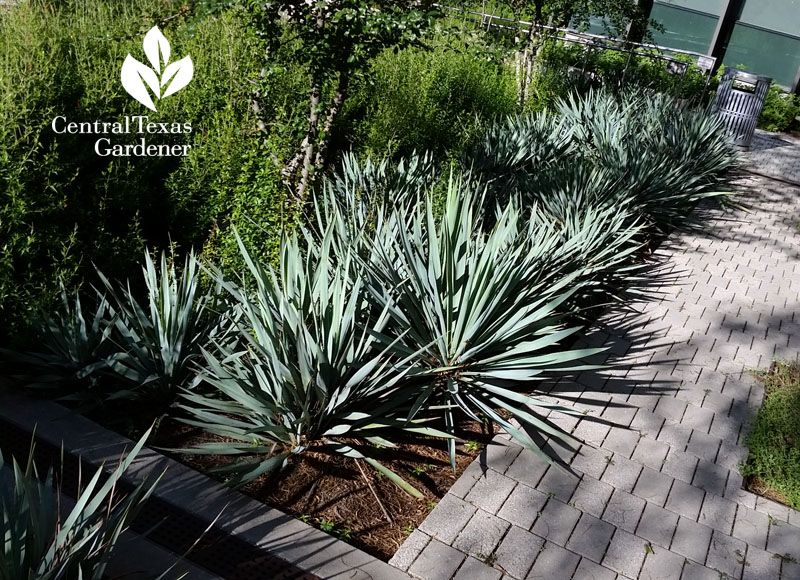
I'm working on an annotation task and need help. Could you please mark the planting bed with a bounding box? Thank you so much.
[0,389,413,580]
[149,415,496,559]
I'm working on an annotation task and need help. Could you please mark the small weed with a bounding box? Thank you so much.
[734,549,747,565]
[772,553,799,564]
[402,525,414,535]
[409,466,426,476]
[337,528,352,540]
[427,501,438,510]
[299,514,310,523]
[465,440,479,452]
[477,553,497,566]
[604,455,615,465]
[644,542,654,555]
[319,520,335,532]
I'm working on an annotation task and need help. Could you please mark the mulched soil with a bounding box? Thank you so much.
[148,414,496,560]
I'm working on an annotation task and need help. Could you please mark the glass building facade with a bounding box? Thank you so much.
[650,0,800,88]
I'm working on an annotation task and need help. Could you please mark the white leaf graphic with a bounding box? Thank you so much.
[161,56,194,98]
[143,26,170,74]
[121,55,160,112]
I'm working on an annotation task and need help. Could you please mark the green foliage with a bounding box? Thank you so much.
[177,228,450,493]
[741,361,800,510]
[345,39,517,158]
[358,177,605,468]
[758,83,800,133]
[0,1,273,342]
[532,40,711,107]
[94,250,217,404]
[9,251,216,406]
[0,431,159,580]
[468,89,738,235]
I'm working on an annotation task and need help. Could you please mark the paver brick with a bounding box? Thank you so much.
[640,546,685,580]
[601,403,638,428]
[603,427,639,458]
[655,397,688,423]
[782,559,800,580]
[657,422,693,451]
[602,528,647,579]
[572,558,617,580]
[633,467,674,506]
[408,539,466,580]
[697,492,737,536]
[526,542,580,580]
[569,476,614,519]
[602,488,646,533]
[465,469,517,514]
[691,460,729,496]
[601,454,643,493]
[741,544,781,580]
[665,479,705,521]
[505,450,549,489]
[566,513,615,563]
[636,502,679,549]
[496,483,548,530]
[685,431,721,463]
[419,494,477,544]
[572,417,611,447]
[453,557,503,580]
[670,517,712,564]
[755,495,791,522]
[570,446,609,480]
[531,499,581,547]
[731,505,769,549]
[705,530,746,579]
[453,510,510,558]
[483,440,523,474]
[536,466,580,504]
[766,521,800,561]
[680,561,720,580]
[390,530,430,571]
[631,436,670,470]
[493,526,543,580]
[681,405,715,433]
[449,461,483,499]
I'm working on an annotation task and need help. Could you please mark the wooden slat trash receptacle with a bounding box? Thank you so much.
[712,69,771,148]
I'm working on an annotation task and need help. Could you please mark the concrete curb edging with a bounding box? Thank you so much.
[0,391,413,580]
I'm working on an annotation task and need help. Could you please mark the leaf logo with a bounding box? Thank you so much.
[121,26,193,112]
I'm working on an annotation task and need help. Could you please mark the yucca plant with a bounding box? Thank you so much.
[96,250,216,404]
[464,110,575,208]
[1,284,113,391]
[360,176,606,469]
[553,89,738,233]
[177,228,448,494]
[0,431,159,580]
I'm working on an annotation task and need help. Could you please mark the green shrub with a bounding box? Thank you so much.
[531,40,711,107]
[177,228,446,494]
[0,1,273,342]
[344,39,517,158]
[758,83,800,133]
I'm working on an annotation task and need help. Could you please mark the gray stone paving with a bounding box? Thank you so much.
[390,160,800,578]
[745,130,800,186]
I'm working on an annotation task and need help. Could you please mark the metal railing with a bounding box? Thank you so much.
[437,4,718,94]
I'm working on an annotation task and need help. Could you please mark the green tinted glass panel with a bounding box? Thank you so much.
[724,24,800,87]
[648,4,718,53]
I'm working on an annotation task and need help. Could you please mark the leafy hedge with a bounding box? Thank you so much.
[0,0,284,341]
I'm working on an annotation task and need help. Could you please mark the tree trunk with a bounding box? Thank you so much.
[313,73,350,170]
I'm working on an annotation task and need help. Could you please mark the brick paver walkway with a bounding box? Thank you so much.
[746,130,800,186]
[390,167,800,579]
